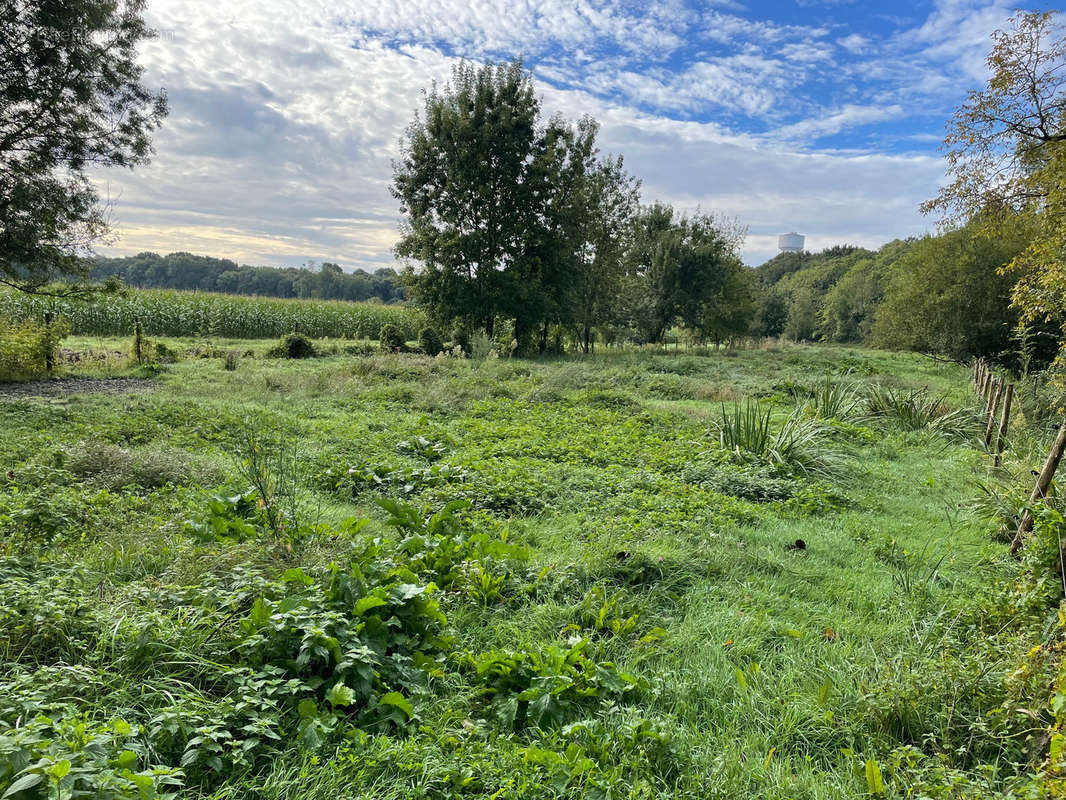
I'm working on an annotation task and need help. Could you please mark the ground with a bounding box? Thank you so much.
[0,341,1022,799]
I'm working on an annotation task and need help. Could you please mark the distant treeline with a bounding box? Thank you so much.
[90,252,405,303]
[752,221,1061,369]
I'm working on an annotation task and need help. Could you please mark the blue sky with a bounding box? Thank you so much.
[92,0,1023,267]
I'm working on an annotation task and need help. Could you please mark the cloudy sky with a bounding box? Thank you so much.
[92,0,1020,269]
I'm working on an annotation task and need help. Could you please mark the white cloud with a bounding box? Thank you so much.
[90,0,1016,270]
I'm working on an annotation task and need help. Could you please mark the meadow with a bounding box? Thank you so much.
[0,340,1056,799]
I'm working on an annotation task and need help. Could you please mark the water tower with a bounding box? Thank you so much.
[778,232,805,253]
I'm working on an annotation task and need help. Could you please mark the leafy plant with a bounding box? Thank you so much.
[464,638,644,731]
[268,333,316,359]
[0,716,181,800]
[809,374,861,420]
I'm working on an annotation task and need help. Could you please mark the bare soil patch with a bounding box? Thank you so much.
[0,377,156,399]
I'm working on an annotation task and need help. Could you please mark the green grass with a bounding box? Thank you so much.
[0,342,1036,799]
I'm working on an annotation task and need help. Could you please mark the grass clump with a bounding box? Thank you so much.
[865,385,977,438]
[714,399,845,477]
[66,441,196,488]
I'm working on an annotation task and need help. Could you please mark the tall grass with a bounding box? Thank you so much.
[714,399,846,476]
[865,385,978,439]
[808,375,861,420]
[0,288,423,340]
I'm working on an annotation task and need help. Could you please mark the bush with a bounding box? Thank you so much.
[380,324,405,353]
[268,333,316,359]
[417,326,443,356]
[0,317,67,380]
[153,341,179,363]
[451,324,471,355]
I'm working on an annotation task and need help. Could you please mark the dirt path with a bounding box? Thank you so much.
[0,378,157,399]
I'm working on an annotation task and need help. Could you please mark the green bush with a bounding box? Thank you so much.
[0,317,67,380]
[451,324,471,354]
[417,326,443,356]
[380,324,405,353]
[268,333,316,359]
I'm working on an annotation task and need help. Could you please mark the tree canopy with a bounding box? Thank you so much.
[922,10,1066,360]
[0,0,168,292]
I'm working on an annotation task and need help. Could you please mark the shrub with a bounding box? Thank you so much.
[268,333,316,359]
[809,374,861,420]
[417,326,443,356]
[379,324,405,353]
[451,324,471,354]
[153,341,179,363]
[0,316,67,380]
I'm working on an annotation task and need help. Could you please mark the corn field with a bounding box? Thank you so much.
[0,289,424,340]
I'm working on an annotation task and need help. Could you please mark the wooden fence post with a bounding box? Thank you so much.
[993,383,1014,467]
[984,379,1004,448]
[1012,419,1066,555]
[984,375,998,421]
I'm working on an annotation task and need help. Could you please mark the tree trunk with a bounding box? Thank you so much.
[583,325,591,354]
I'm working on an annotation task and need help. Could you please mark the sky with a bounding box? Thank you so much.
[91,0,1023,269]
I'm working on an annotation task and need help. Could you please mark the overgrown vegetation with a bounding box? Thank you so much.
[1,341,1053,799]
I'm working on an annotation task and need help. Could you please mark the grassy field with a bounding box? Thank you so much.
[0,341,1047,799]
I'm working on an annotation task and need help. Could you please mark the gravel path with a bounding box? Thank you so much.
[0,378,157,399]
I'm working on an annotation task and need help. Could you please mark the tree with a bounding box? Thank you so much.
[700,262,758,347]
[570,155,640,353]
[623,205,745,343]
[922,11,1065,349]
[394,59,541,336]
[784,288,819,342]
[1,0,167,292]
[753,287,789,339]
[871,222,1029,360]
[501,114,598,354]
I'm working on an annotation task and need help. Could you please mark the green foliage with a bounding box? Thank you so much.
[871,224,1029,359]
[0,715,181,800]
[1,0,166,291]
[807,375,861,420]
[89,252,404,303]
[0,289,422,340]
[66,441,194,489]
[0,316,67,380]
[418,327,443,356]
[0,342,1043,799]
[864,385,978,438]
[464,638,644,732]
[714,400,845,476]
[380,324,406,353]
[268,333,316,359]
